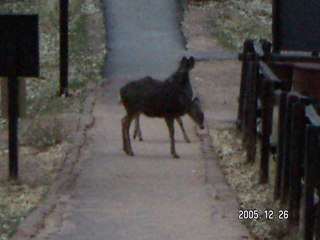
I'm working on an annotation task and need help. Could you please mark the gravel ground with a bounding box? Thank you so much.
[211,127,289,239]
[187,0,272,51]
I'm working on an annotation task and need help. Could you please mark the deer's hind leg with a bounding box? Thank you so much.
[176,117,190,143]
[165,117,179,158]
[133,114,143,141]
[121,114,136,156]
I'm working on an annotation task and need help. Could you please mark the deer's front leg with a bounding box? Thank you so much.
[165,117,179,158]
[176,117,190,143]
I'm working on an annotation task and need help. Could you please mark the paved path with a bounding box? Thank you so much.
[32,0,251,239]
[104,0,187,81]
[36,102,249,240]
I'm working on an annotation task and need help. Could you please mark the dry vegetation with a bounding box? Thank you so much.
[192,0,272,50]
[186,1,290,239]
[211,126,289,239]
[0,0,106,239]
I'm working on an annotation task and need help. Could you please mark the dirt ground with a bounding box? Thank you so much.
[182,4,241,124]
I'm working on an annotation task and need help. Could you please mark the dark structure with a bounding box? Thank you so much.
[237,0,320,239]
[273,0,320,52]
[0,15,39,180]
[59,0,69,96]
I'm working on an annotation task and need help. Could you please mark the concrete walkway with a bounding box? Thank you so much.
[104,0,187,81]
[35,101,248,240]
[30,0,251,239]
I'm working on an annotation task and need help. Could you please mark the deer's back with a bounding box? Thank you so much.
[120,77,192,118]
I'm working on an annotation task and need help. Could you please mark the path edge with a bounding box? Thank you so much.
[196,126,252,239]
[11,84,97,240]
[196,127,234,196]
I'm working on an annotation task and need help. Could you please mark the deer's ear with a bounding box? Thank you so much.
[188,57,195,69]
[193,97,200,104]
[181,57,188,64]
[179,57,188,68]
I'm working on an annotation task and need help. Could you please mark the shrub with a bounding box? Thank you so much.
[20,117,65,150]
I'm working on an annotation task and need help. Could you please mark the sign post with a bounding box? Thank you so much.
[0,15,39,180]
[60,0,69,96]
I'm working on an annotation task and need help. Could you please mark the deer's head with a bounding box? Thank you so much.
[188,97,205,129]
[173,56,195,84]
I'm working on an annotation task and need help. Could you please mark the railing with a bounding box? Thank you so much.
[237,39,320,240]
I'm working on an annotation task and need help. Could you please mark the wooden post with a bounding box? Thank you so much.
[237,39,254,130]
[246,61,259,163]
[314,203,320,240]
[60,0,69,96]
[1,78,26,118]
[8,77,19,180]
[241,62,253,137]
[288,101,305,224]
[272,0,281,53]
[260,39,272,54]
[7,42,19,180]
[259,79,274,183]
[280,94,298,204]
[303,125,318,240]
[274,91,287,200]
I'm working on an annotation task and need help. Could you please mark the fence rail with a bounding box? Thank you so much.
[238,39,320,240]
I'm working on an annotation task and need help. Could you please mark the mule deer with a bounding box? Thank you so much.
[120,56,204,158]
[133,115,191,143]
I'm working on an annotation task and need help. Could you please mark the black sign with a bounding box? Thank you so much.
[273,0,320,52]
[0,15,39,77]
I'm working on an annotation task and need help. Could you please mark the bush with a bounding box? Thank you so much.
[20,117,65,150]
